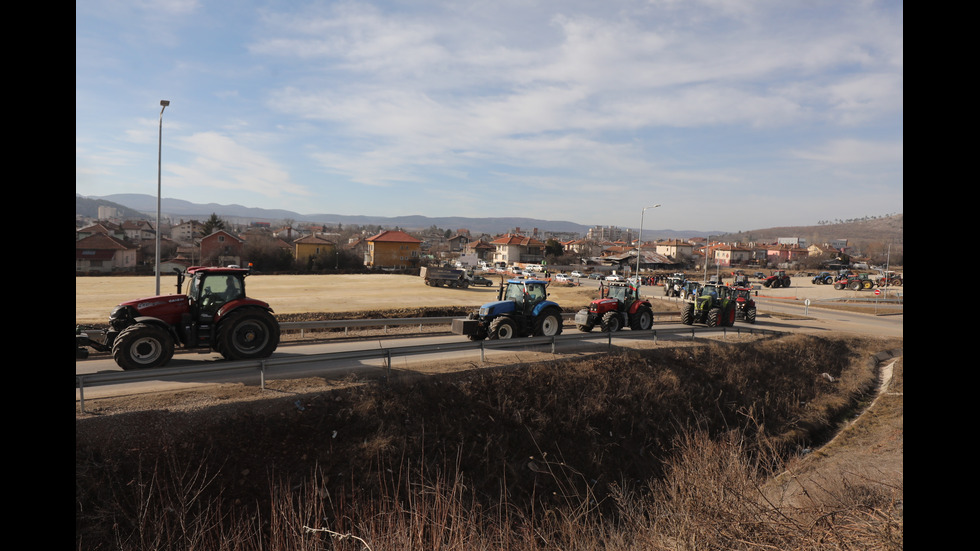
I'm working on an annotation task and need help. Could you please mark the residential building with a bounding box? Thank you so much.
[76,233,137,272]
[655,239,695,260]
[200,230,244,267]
[366,230,422,269]
[294,234,337,265]
[489,233,547,266]
[172,220,205,243]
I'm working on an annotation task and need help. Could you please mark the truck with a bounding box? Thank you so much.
[421,266,470,288]
[75,266,280,370]
[451,278,564,340]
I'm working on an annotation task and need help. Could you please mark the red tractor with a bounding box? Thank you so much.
[762,270,792,288]
[75,266,280,370]
[731,286,757,324]
[574,281,654,332]
[833,272,873,290]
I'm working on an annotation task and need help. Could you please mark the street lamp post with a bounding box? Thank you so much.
[155,100,170,295]
[635,204,661,282]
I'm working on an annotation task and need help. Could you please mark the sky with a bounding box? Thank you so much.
[76,0,903,233]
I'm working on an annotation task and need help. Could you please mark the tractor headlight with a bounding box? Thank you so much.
[479,306,491,316]
[108,305,136,331]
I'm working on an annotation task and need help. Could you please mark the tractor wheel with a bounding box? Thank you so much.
[849,281,862,291]
[600,311,622,332]
[535,309,563,337]
[576,324,594,332]
[725,305,736,326]
[681,303,695,325]
[488,317,517,339]
[630,306,653,331]
[745,307,757,324]
[707,307,721,327]
[112,323,175,370]
[466,331,487,341]
[784,278,791,287]
[834,282,844,290]
[459,280,469,289]
[763,280,772,288]
[216,307,280,361]
[862,280,873,289]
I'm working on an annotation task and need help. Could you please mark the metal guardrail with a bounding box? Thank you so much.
[76,322,776,413]
[279,312,680,337]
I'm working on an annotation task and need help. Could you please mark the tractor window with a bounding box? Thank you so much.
[608,286,626,301]
[527,284,545,303]
[199,274,244,313]
[505,284,526,304]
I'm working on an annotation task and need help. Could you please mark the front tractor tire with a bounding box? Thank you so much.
[488,317,517,339]
[216,308,280,361]
[112,323,175,370]
[707,307,722,327]
[536,309,564,337]
[600,311,622,332]
[681,303,695,325]
[745,307,757,324]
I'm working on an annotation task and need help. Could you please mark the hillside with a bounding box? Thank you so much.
[76,193,903,253]
[715,213,904,257]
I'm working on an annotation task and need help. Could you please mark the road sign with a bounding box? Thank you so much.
[874,289,881,296]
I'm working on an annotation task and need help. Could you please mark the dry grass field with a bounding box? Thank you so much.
[75,272,893,325]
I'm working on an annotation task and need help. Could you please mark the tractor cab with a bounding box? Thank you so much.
[502,279,548,313]
[603,281,638,304]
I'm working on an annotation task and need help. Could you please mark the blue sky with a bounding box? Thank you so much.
[76,0,903,233]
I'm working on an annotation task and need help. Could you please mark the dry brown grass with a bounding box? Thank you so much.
[76,334,902,550]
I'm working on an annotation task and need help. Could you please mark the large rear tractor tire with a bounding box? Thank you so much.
[488,317,517,339]
[849,281,862,291]
[600,311,622,332]
[630,306,653,330]
[216,308,280,361]
[112,323,175,370]
[681,303,695,325]
[536,309,563,337]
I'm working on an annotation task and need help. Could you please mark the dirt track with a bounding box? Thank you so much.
[75,273,901,325]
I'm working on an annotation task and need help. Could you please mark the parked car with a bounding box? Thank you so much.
[570,271,585,278]
[589,273,604,280]
[468,275,494,287]
[754,272,766,279]
[605,274,625,282]
[554,273,572,282]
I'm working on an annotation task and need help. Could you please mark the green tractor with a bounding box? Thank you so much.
[680,283,737,327]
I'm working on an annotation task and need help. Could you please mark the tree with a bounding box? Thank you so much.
[201,213,226,236]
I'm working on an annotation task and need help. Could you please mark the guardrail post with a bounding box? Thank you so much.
[385,349,392,380]
[77,377,85,414]
[259,360,266,390]
[551,336,556,354]
[480,342,486,363]
[607,331,613,351]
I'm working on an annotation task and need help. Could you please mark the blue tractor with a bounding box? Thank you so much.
[451,279,564,340]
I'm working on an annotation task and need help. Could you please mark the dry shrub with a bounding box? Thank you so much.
[76,334,901,550]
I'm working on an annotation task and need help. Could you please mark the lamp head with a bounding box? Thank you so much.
[160,100,170,107]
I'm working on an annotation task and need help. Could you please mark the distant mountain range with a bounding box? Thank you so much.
[75,193,717,239]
